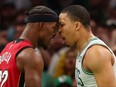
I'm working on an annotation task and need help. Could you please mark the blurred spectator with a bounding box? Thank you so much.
[110,25,116,51]
[0,3,16,42]
[73,0,90,9]
[0,0,3,6]
[1,2,16,27]
[58,0,75,8]
[0,28,8,52]
[89,7,107,23]
[15,0,31,10]
[15,9,27,23]
[110,0,116,8]
[14,21,26,39]
[53,47,77,87]
[7,9,26,41]
[96,23,111,46]
[107,6,116,26]
[46,0,80,14]
[6,25,15,41]
[4,0,31,10]
[53,47,76,78]
[14,10,26,39]
[29,0,45,8]
[106,4,116,50]
[48,46,69,75]
[45,0,60,14]
[54,75,73,87]
[90,0,110,10]
[90,20,98,36]
[89,0,110,23]
[48,34,69,76]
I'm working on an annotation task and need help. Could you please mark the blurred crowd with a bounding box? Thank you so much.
[0,0,116,87]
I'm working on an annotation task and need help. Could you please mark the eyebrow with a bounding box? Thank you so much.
[58,21,64,24]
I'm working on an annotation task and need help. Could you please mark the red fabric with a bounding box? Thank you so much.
[0,40,32,87]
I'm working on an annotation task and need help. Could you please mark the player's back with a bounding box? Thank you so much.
[0,39,32,87]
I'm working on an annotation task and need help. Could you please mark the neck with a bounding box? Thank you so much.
[76,31,94,53]
[19,26,39,48]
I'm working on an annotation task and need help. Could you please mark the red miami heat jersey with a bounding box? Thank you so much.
[0,39,33,87]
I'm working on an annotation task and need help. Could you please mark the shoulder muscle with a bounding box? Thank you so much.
[16,47,44,73]
[84,45,113,72]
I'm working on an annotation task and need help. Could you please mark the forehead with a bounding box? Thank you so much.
[45,22,57,26]
[59,13,71,23]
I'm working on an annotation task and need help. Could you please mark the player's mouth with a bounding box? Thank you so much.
[60,35,65,44]
[51,34,55,39]
[59,35,65,39]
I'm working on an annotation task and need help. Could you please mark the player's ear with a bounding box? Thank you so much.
[39,22,44,31]
[75,22,81,31]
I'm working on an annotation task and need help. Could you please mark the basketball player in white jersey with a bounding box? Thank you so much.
[58,5,116,87]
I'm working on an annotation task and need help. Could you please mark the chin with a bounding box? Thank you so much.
[64,40,70,47]
[63,43,70,47]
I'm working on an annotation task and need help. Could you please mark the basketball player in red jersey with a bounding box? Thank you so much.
[0,6,58,87]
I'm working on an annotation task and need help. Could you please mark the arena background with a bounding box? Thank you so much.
[0,0,116,87]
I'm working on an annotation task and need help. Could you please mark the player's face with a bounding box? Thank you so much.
[38,22,57,50]
[65,51,76,70]
[58,13,76,47]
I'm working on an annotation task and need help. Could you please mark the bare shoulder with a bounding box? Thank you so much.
[86,45,112,59]
[84,45,113,72]
[16,47,44,72]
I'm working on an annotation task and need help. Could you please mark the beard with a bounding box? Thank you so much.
[37,39,48,50]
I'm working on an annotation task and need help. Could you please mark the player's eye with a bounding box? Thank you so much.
[60,23,64,27]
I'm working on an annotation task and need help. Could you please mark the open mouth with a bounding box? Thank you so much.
[51,34,56,39]
[51,35,54,39]
[62,37,65,41]
[59,35,65,44]
[59,35,65,40]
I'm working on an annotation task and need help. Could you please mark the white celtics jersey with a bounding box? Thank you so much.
[75,36,116,87]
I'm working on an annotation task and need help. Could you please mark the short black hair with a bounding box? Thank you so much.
[61,5,90,27]
[27,5,57,16]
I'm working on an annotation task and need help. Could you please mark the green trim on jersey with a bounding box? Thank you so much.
[77,37,98,59]
[81,65,93,75]
[78,37,98,75]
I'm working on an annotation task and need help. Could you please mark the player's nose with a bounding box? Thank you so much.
[58,29,62,35]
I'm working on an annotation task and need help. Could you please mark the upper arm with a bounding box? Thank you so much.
[85,45,116,87]
[16,48,44,87]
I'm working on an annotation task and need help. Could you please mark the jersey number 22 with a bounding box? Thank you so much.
[0,70,8,87]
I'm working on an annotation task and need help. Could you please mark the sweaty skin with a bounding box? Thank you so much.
[58,11,116,87]
[17,48,44,87]
[83,45,116,87]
